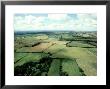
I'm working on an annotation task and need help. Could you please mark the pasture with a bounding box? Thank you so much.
[14,31,97,76]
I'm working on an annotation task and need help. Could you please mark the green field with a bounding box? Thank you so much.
[62,59,82,76]
[14,31,97,76]
[48,59,60,76]
[14,53,49,67]
[66,41,95,48]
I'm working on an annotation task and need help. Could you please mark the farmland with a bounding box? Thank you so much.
[14,31,97,76]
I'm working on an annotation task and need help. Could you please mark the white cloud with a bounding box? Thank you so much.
[48,14,67,20]
[14,13,97,31]
[25,15,36,24]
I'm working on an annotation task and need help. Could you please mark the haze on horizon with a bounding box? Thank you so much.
[14,13,97,32]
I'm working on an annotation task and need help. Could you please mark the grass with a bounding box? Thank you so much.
[44,44,66,54]
[14,53,48,67]
[66,41,95,48]
[34,35,48,40]
[17,42,53,52]
[14,53,27,62]
[88,48,97,55]
[48,59,60,76]
[62,59,82,76]
[17,47,31,52]
[15,36,42,49]
[52,47,97,76]
[14,31,97,76]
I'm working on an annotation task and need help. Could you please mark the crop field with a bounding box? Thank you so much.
[62,59,82,76]
[48,59,60,76]
[14,31,97,76]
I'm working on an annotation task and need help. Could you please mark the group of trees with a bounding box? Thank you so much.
[14,56,52,76]
[14,56,69,76]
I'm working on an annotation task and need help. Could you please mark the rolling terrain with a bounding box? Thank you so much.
[14,31,97,76]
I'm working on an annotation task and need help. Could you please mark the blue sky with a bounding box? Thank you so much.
[14,13,97,31]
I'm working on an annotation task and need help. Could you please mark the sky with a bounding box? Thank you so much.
[14,13,97,31]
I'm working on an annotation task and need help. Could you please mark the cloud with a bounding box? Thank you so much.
[48,14,67,20]
[14,13,97,31]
